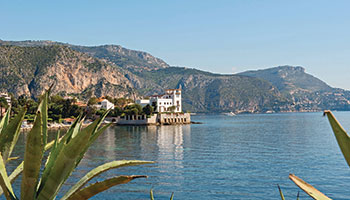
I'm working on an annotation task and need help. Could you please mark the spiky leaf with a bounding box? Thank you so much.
[277,185,285,200]
[62,160,154,200]
[289,174,332,200]
[150,189,154,200]
[67,175,147,200]
[0,107,27,162]
[324,110,350,167]
[20,111,44,200]
[0,107,11,133]
[36,119,94,200]
[0,153,17,200]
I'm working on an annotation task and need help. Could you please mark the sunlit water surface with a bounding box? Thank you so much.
[5,112,350,199]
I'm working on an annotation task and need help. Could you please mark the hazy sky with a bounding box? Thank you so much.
[1,0,350,89]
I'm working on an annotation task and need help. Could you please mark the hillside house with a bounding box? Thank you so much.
[94,98,114,110]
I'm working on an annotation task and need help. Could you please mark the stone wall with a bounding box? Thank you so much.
[157,113,191,124]
[116,113,191,125]
[117,114,157,125]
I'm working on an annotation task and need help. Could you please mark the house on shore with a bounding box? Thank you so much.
[120,89,190,125]
[136,89,182,113]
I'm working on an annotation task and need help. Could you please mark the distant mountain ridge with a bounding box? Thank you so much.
[238,66,332,93]
[1,39,350,113]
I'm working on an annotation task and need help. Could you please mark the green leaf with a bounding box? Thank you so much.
[0,107,27,162]
[289,174,332,200]
[150,189,154,200]
[66,175,147,200]
[0,107,10,133]
[36,118,93,200]
[0,138,59,197]
[324,110,350,167]
[37,118,82,196]
[0,153,17,200]
[62,160,154,200]
[296,191,300,200]
[37,90,49,147]
[170,192,174,200]
[20,110,44,200]
[277,185,285,200]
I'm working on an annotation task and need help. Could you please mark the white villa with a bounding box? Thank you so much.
[136,89,182,113]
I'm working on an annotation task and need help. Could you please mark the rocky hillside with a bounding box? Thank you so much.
[0,40,169,72]
[132,67,291,113]
[0,45,136,99]
[238,66,332,93]
[1,39,350,113]
[239,66,350,111]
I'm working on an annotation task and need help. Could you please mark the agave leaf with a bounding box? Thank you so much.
[0,107,11,134]
[37,90,49,147]
[0,138,60,197]
[324,110,350,167]
[0,153,17,200]
[150,189,154,200]
[37,117,82,195]
[289,174,332,200]
[0,107,27,162]
[61,160,154,200]
[36,118,94,200]
[74,122,112,168]
[67,175,147,200]
[20,111,44,200]
[277,185,285,200]
[296,191,300,200]
[6,157,19,162]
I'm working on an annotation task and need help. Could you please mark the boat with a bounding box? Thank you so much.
[224,112,236,116]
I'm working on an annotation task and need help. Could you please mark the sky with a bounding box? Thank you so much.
[1,0,350,89]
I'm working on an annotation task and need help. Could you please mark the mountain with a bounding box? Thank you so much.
[1,39,350,113]
[131,67,291,113]
[239,66,350,111]
[0,44,136,99]
[0,40,169,72]
[238,66,332,94]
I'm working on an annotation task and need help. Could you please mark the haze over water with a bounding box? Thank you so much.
[7,112,350,199]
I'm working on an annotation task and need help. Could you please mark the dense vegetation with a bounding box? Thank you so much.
[6,93,154,123]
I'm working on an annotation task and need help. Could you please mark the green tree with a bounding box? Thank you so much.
[142,104,153,115]
[87,97,98,106]
[168,106,176,112]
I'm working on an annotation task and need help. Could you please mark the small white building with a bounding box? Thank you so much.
[150,89,182,113]
[100,99,114,110]
[135,99,151,107]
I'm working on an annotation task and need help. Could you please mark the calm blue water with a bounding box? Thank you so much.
[5,112,350,199]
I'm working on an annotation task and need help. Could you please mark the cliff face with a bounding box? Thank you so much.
[0,45,136,99]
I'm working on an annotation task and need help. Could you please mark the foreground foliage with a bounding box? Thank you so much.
[0,90,153,199]
[279,110,350,199]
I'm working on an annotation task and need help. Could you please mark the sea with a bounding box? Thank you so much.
[6,112,350,199]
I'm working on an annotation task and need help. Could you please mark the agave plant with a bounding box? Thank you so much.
[150,189,174,200]
[0,90,153,200]
[279,110,350,200]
